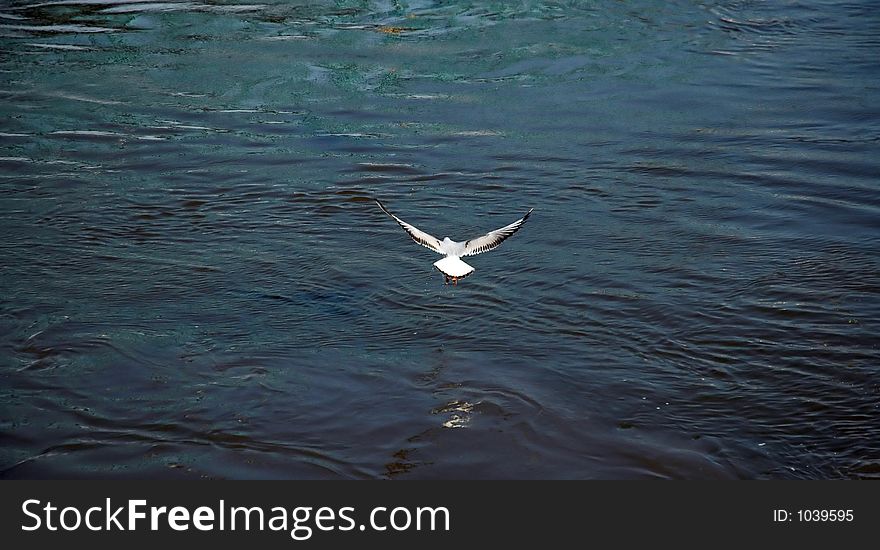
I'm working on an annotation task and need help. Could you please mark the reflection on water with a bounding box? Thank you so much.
[1,0,878,479]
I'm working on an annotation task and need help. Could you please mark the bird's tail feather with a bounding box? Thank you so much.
[433,257,475,278]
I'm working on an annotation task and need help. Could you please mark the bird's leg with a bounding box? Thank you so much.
[444,275,449,285]
[453,277,458,285]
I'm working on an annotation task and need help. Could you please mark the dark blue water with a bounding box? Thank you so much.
[1,0,878,479]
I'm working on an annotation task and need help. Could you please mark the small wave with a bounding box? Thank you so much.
[0,23,117,34]
[26,42,93,50]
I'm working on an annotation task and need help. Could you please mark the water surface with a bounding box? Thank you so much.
[1,0,879,479]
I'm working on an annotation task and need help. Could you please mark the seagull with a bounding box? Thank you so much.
[375,199,533,284]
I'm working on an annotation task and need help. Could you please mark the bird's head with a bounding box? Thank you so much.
[442,237,453,244]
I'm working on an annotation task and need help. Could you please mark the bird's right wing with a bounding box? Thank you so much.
[375,200,444,254]
[463,209,533,256]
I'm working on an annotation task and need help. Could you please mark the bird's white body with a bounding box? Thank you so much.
[376,200,532,284]
[438,236,466,256]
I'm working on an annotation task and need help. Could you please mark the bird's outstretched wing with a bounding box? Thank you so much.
[463,209,533,256]
[375,200,444,254]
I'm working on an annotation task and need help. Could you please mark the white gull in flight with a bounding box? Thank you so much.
[376,199,533,284]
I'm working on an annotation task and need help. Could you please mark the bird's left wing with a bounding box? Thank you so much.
[463,208,533,256]
[375,200,444,254]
